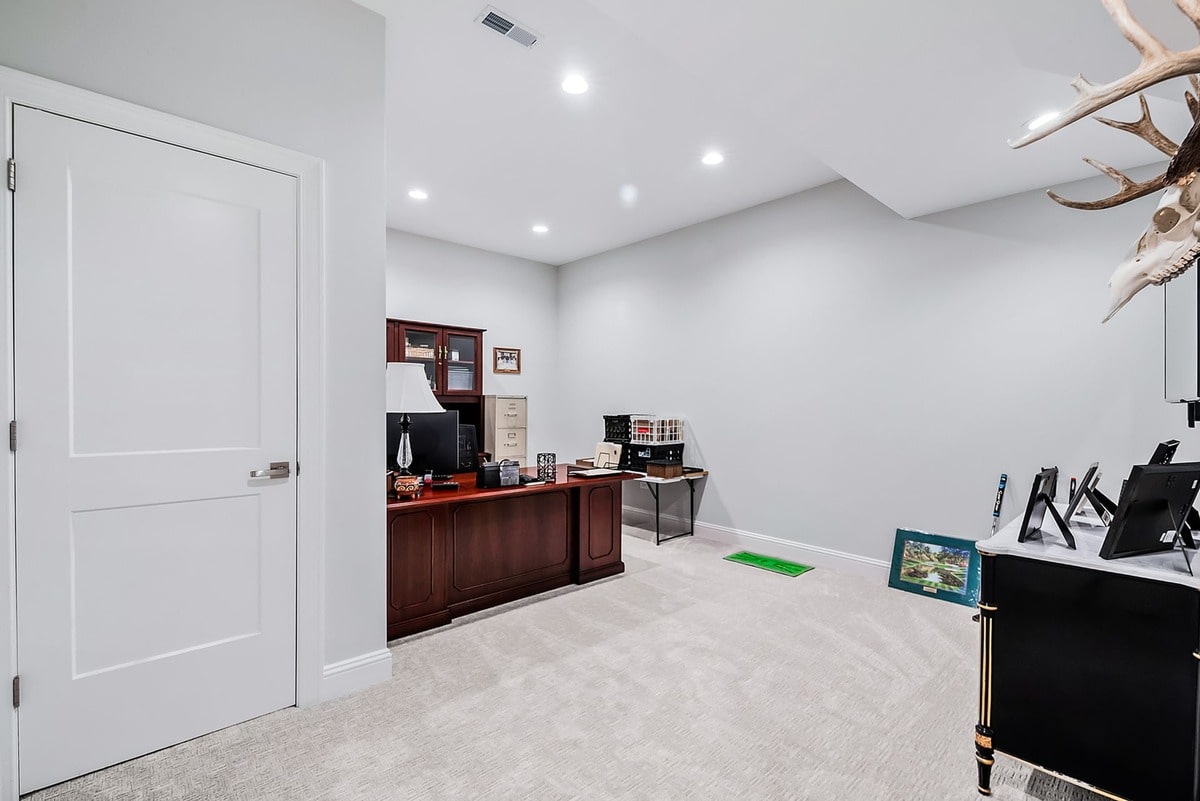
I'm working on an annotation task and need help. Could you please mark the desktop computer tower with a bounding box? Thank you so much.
[457,424,480,472]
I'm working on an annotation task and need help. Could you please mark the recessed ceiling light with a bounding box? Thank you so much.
[408,189,429,200]
[701,151,725,166]
[1025,111,1061,132]
[561,74,589,94]
[532,224,549,234]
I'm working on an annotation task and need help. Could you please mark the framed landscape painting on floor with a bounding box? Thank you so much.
[887,528,980,608]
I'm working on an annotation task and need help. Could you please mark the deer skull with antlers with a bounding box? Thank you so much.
[1010,0,1200,322]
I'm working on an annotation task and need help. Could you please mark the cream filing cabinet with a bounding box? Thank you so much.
[484,395,527,467]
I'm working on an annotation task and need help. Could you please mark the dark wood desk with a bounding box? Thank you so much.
[386,465,635,639]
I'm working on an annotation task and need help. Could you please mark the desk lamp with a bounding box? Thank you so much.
[386,362,444,475]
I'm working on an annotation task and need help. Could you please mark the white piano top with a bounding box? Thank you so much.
[978,504,1200,589]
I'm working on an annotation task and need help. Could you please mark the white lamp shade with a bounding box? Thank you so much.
[386,363,444,414]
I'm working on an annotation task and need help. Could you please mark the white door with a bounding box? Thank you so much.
[12,106,298,792]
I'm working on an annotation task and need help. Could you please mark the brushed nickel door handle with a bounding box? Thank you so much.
[250,461,291,478]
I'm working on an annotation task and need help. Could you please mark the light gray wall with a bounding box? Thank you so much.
[386,230,560,460]
[0,1,387,666]
[556,179,1183,561]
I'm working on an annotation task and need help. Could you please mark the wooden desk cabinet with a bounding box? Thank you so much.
[975,522,1200,800]
[385,317,487,453]
[386,319,484,398]
[387,505,449,632]
[387,466,629,639]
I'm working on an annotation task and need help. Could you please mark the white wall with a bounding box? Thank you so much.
[387,230,560,459]
[557,178,1183,562]
[0,0,387,673]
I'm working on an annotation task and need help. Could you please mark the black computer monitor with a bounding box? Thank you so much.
[1150,439,1181,465]
[1018,467,1073,547]
[387,410,460,475]
[1017,465,1075,546]
[1099,462,1200,559]
[1018,467,1054,542]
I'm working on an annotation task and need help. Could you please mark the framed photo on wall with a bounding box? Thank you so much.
[887,528,981,608]
[493,347,521,374]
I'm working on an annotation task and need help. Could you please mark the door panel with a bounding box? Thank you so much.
[71,496,263,677]
[13,106,298,792]
[68,178,263,454]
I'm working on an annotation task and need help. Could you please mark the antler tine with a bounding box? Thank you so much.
[1188,75,1200,122]
[1094,94,1179,156]
[1047,157,1166,210]
[1176,0,1200,30]
[1011,0,1200,148]
[1107,0,1170,60]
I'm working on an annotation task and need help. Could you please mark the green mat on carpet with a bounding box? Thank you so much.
[723,551,814,577]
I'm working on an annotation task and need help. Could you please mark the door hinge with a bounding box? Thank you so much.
[12,675,19,709]
[6,158,14,192]
[8,421,15,453]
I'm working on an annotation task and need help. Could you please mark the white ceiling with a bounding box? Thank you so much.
[369,0,1199,265]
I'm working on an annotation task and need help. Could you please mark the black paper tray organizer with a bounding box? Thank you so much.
[603,414,632,442]
[621,443,684,472]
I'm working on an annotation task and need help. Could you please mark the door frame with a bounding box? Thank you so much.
[0,66,330,799]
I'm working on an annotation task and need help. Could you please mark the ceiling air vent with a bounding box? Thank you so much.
[477,6,539,48]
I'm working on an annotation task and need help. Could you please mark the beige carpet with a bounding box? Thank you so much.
[28,527,1095,800]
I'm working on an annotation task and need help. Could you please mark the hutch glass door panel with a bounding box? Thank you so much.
[399,324,440,393]
[443,330,481,396]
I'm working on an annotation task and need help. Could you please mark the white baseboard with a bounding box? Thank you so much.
[319,648,392,702]
[622,505,890,581]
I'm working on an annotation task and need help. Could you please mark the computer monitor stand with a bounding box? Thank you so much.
[1085,486,1116,526]
[1171,527,1199,577]
[1186,508,1200,550]
[1030,496,1077,550]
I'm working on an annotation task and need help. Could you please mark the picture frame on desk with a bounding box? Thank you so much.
[887,528,981,608]
[493,347,521,374]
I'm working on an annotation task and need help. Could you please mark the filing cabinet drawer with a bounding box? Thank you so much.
[495,428,526,457]
[495,397,527,428]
